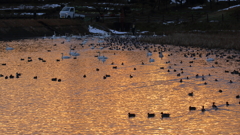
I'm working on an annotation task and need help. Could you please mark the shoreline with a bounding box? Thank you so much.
[0,19,89,41]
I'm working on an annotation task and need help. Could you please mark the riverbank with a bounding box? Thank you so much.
[1,19,240,51]
[140,32,240,51]
[0,19,89,40]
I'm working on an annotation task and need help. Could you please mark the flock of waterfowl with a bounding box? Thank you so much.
[1,33,240,121]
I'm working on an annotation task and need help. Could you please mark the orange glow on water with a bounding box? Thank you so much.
[0,38,239,134]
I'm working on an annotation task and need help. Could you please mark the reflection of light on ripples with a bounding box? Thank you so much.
[0,38,239,134]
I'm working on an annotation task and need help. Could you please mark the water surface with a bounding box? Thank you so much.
[0,37,240,134]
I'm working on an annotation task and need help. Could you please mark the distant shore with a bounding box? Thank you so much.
[0,19,89,41]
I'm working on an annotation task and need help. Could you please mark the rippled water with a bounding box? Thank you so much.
[0,36,240,134]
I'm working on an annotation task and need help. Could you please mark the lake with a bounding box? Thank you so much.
[0,36,240,134]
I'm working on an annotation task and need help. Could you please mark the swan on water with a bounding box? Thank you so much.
[149,58,155,62]
[6,44,14,50]
[153,32,157,37]
[51,31,56,39]
[69,46,80,56]
[147,51,152,57]
[69,50,80,56]
[97,52,108,59]
[206,57,214,61]
[61,53,71,59]
[43,34,47,39]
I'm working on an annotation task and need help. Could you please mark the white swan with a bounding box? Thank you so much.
[153,32,157,37]
[51,31,56,39]
[206,57,214,61]
[100,58,106,63]
[6,44,14,50]
[61,33,68,39]
[149,58,155,62]
[147,51,152,57]
[69,49,80,56]
[61,53,71,59]
[97,52,108,59]
[43,34,47,39]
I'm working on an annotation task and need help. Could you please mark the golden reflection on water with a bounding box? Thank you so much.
[0,38,240,134]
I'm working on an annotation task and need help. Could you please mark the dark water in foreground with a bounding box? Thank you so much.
[0,37,240,134]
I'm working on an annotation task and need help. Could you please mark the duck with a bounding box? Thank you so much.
[51,78,57,81]
[128,113,135,118]
[212,102,218,110]
[189,106,196,111]
[159,51,164,59]
[147,113,155,118]
[9,74,14,79]
[201,106,206,112]
[161,112,170,118]
[188,92,193,96]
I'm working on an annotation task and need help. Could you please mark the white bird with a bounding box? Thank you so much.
[153,32,157,37]
[97,52,108,59]
[51,31,56,39]
[147,51,152,57]
[206,57,214,61]
[159,51,164,59]
[6,44,14,50]
[61,33,68,39]
[69,50,80,56]
[61,53,71,60]
[149,58,155,62]
[66,37,71,42]
[43,34,47,39]
[69,46,80,56]
[101,58,106,63]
